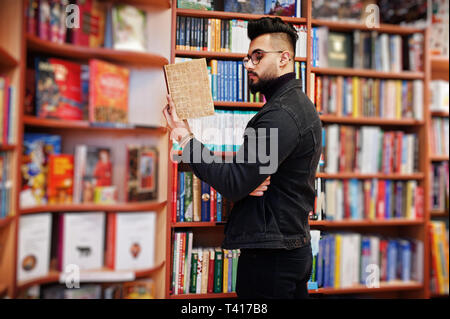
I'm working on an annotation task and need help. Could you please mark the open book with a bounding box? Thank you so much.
[163,58,215,119]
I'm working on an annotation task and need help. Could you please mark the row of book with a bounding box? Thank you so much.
[21,279,155,299]
[174,109,258,152]
[28,57,130,123]
[429,117,449,156]
[312,178,424,221]
[171,231,239,295]
[429,221,449,295]
[0,151,13,219]
[175,16,307,58]
[27,0,148,52]
[0,76,16,145]
[21,133,158,207]
[312,75,424,120]
[429,80,449,112]
[173,169,233,223]
[17,212,157,283]
[308,230,424,290]
[430,162,449,212]
[311,27,423,72]
[323,125,419,175]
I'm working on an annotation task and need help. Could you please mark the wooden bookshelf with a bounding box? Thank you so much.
[316,172,424,180]
[311,67,424,80]
[319,115,424,126]
[0,144,16,151]
[26,34,168,67]
[430,210,449,217]
[0,216,15,229]
[310,219,425,228]
[309,281,423,295]
[169,292,237,299]
[429,155,449,162]
[19,201,167,215]
[175,49,308,62]
[311,19,424,35]
[0,47,18,69]
[102,0,171,7]
[214,101,264,108]
[172,221,226,228]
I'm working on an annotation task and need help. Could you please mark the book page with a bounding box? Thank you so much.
[164,58,215,120]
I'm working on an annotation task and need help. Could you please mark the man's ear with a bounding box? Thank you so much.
[280,51,292,67]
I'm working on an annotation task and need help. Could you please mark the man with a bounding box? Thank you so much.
[163,17,322,299]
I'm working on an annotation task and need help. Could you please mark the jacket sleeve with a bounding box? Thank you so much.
[180,107,300,202]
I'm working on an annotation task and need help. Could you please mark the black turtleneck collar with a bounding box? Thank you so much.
[261,72,296,102]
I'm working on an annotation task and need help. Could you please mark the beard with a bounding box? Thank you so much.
[248,68,278,94]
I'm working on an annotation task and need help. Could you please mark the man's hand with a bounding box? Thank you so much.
[163,94,192,143]
[249,176,271,196]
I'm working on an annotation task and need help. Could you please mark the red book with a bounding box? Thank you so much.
[343,180,350,219]
[207,249,215,293]
[178,232,186,295]
[380,239,388,282]
[376,180,386,219]
[414,186,424,219]
[395,131,403,173]
[339,126,346,172]
[47,154,74,204]
[71,0,92,46]
[210,187,216,222]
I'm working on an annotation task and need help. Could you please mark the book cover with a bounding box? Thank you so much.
[106,212,156,271]
[35,57,83,120]
[265,0,296,17]
[126,146,159,202]
[58,212,105,271]
[112,4,147,52]
[122,279,155,299]
[89,59,129,124]
[327,32,353,68]
[201,180,210,221]
[21,133,61,207]
[17,214,52,282]
[47,154,74,204]
[164,58,215,120]
[214,248,223,293]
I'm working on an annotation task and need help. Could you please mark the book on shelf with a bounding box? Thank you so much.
[429,221,449,295]
[47,154,74,204]
[429,80,449,112]
[172,230,240,295]
[164,58,215,120]
[0,151,13,219]
[308,230,424,290]
[178,0,213,10]
[429,117,449,157]
[264,0,299,17]
[73,145,115,204]
[17,214,52,282]
[312,75,424,120]
[430,162,449,212]
[223,0,264,14]
[0,76,17,145]
[323,125,419,175]
[106,212,156,271]
[312,0,364,22]
[126,146,159,202]
[313,178,424,221]
[40,284,103,299]
[430,0,449,57]
[89,59,129,124]
[57,212,105,271]
[111,4,147,52]
[20,133,62,207]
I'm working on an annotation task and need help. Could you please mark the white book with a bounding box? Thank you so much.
[108,212,156,271]
[184,232,193,294]
[413,80,423,120]
[325,124,339,173]
[17,214,52,282]
[60,212,105,271]
[411,239,424,283]
[325,180,336,221]
[196,248,203,294]
[173,232,180,295]
[336,181,344,221]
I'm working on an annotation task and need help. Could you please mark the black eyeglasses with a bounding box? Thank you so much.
[242,50,284,66]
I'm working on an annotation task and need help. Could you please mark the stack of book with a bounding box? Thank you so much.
[429,117,449,156]
[323,125,419,175]
[430,162,449,212]
[313,179,424,221]
[0,76,16,145]
[313,75,423,120]
[429,221,449,295]
[171,231,240,295]
[0,151,13,219]
[308,230,424,290]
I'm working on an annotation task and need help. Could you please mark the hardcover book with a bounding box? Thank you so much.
[47,154,74,204]
[163,58,215,120]
[89,59,129,124]
[126,146,158,202]
[112,4,147,52]
[35,57,83,120]
[224,0,264,14]
[265,0,296,17]
[327,32,353,68]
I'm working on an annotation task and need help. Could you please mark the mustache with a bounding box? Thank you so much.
[248,71,258,76]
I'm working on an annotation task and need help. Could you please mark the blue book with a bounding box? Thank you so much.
[385,180,391,219]
[360,237,371,284]
[329,235,335,287]
[201,181,211,221]
[350,179,359,219]
[216,192,222,222]
[244,68,248,102]
[237,62,243,102]
[395,181,403,218]
[400,240,411,281]
[218,60,222,101]
[228,253,233,292]
[223,61,228,102]
[300,62,306,94]
[179,172,185,222]
[232,61,237,102]
[317,236,324,287]
[387,240,398,282]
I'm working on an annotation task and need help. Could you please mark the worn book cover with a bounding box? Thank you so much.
[163,58,215,120]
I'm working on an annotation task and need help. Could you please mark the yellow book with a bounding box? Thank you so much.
[352,77,360,117]
[405,181,413,219]
[192,174,201,222]
[432,223,445,294]
[437,222,449,294]
[215,19,220,52]
[395,80,402,119]
[223,249,229,293]
[309,73,315,104]
[334,235,341,288]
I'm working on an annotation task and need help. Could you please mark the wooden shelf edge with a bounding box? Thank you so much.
[175,49,307,62]
[311,67,424,79]
[176,8,306,24]
[316,173,424,180]
[26,34,168,67]
[308,281,423,295]
[20,201,167,214]
[430,210,449,217]
[134,261,166,278]
[169,292,237,299]
[320,115,424,126]
[0,144,17,151]
[214,101,264,108]
[0,284,8,297]
[429,155,449,162]
[103,0,171,8]
[0,47,18,68]
[430,111,449,118]
[0,216,15,229]
[23,116,167,134]
[172,221,226,228]
[310,219,425,227]
[311,19,424,34]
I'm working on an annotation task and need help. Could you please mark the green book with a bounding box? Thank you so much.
[231,249,239,292]
[213,248,223,293]
[184,172,193,222]
[190,249,198,293]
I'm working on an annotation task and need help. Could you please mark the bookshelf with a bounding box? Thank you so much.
[0,0,173,298]
[166,0,435,299]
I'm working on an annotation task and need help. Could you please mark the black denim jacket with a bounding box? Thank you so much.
[181,77,322,249]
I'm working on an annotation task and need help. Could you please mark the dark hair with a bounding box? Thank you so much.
[247,17,298,56]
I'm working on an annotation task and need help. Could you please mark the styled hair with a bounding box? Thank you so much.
[247,17,298,56]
